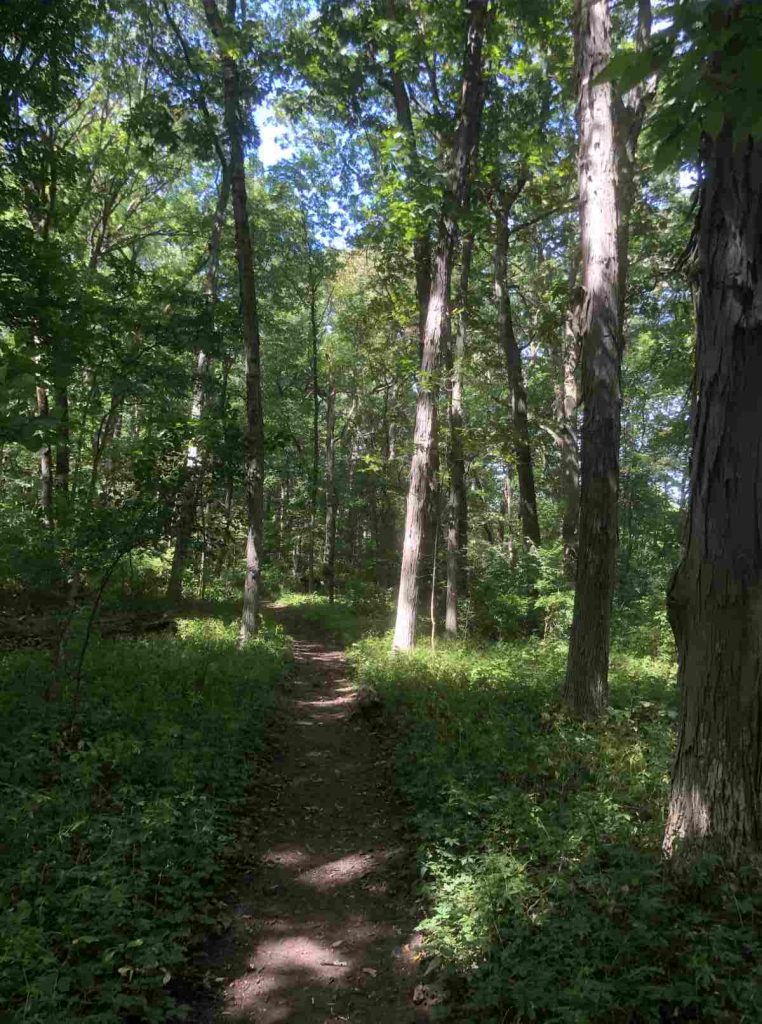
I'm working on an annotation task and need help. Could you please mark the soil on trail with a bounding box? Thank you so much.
[189,608,432,1023]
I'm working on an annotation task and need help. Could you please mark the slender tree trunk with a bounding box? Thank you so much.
[494,201,541,546]
[167,349,210,601]
[445,233,473,635]
[663,122,762,862]
[323,383,337,603]
[383,0,431,346]
[167,168,229,602]
[562,0,621,717]
[203,0,264,642]
[36,385,53,528]
[307,273,320,593]
[500,469,514,560]
[54,386,70,497]
[392,0,488,651]
[559,287,581,579]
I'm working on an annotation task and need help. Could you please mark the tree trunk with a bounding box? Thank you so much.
[54,386,70,496]
[392,0,488,651]
[562,0,621,718]
[166,167,229,602]
[445,232,473,635]
[167,349,210,601]
[559,299,581,579]
[307,270,320,593]
[203,0,264,642]
[663,123,762,862]
[36,385,53,528]
[562,0,652,717]
[383,0,431,346]
[494,201,541,546]
[323,383,338,603]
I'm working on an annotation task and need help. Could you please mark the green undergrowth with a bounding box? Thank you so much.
[274,590,391,645]
[1,616,292,1023]
[350,637,762,1023]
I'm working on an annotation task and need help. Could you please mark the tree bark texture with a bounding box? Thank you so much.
[54,386,70,496]
[307,267,320,593]
[559,307,581,577]
[494,201,541,547]
[392,0,488,651]
[562,0,621,718]
[36,385,53,528]
[445,232,473,635]
[203,0,264,642]
[323,383,338,603]
[663,123,762,861]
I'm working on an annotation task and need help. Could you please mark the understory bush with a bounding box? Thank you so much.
[274,591,390,644]
[1,617,291,1023]
[350,638,762,1023]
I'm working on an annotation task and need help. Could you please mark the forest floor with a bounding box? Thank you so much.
[188,605,432,1024]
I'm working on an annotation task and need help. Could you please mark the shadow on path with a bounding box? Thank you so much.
[187,608,430,1023]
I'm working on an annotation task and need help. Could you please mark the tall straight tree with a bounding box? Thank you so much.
[562,0,652,717]
[167,167,230,602]
[493,183,541,546]
[202,0,265,641]
[444,232,473,635]
[392,0,489,651]
[663,3,762,860]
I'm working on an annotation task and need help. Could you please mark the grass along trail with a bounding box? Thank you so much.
[191,605,431,1023]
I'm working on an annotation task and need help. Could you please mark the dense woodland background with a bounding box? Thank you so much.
[2,0,762,1021]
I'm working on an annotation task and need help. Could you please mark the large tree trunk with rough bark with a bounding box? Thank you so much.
[562,0,621,718]
[494,200,541,547]
[562,0,653,717]
[203,0,264,642]
[392,0,488,651]
[663,124,762,862]
[445,233,472,635]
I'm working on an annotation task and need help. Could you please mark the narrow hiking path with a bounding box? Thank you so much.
[191,607,432,1023]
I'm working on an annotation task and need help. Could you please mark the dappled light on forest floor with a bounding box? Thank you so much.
[191,616,427,1024]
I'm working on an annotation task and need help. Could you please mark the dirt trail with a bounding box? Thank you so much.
[190,610,430,1023]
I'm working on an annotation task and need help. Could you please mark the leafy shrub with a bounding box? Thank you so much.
[0,617,291,1022]
[467,540,541,639]
[350,637,762,1022]
[275,591,390,644]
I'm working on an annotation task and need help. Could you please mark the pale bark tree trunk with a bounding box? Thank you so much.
[392,0,488,651]
[166,349,210,601]
[167,167,229,602]
[36,385,53,528]
[559,278,581,579]
[494,196,541,546]
[664,121,762,861]
[383,0,431,346]
[307,264,320,593]
[203,0,264,642]
[563,0,653,717]
[445,232,473,635]
[500,469,514,560]
[323,383,338,603]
